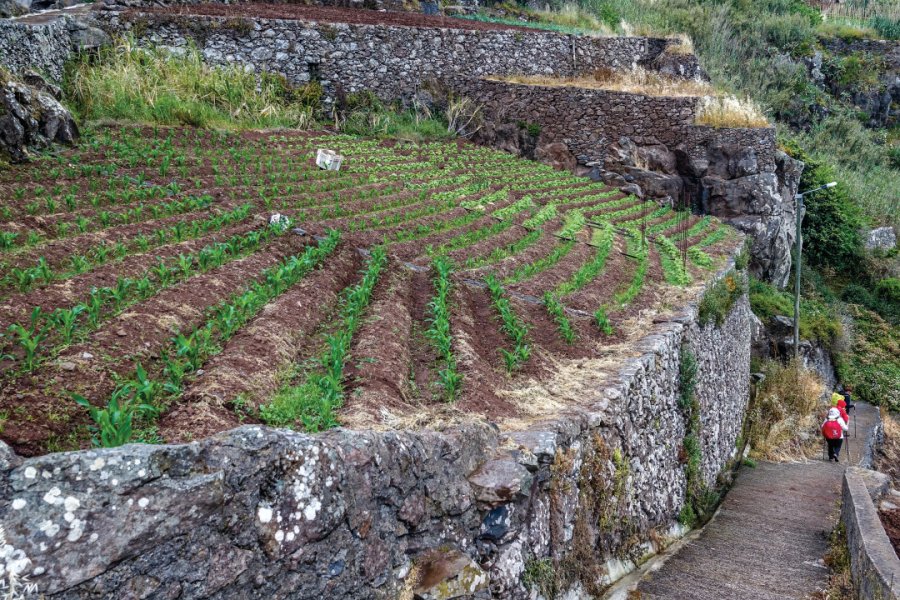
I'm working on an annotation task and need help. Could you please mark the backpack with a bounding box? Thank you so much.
[822,420,842,440]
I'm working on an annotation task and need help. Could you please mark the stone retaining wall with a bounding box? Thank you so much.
[457,78,777,170]
[456,77,698,165]
[97,9,682,102]
[842,467,900,600]
[0,16,75,80]
[0,261,752,599]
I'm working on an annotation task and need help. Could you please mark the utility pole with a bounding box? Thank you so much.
[793,182,837,358]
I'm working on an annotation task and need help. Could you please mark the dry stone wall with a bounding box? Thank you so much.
[0,10,110,82]
[0,262,752,599]
[97,9,676,102]
[0,17,75,80]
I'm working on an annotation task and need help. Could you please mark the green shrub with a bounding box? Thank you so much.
[870,15,900,40]
[698,272,743,327]
[781,141,865,275]
[749,276,843,346]
[876,277,900,304]
[836,304,899,411]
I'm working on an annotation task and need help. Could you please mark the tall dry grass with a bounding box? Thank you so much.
[491,67,769,128]
[748,358,827,461]
[68,37,314,129]
[695,95,770,128]
[491,67,714,97]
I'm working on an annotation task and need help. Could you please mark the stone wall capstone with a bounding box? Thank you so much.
[97,9,678,102]
[0,262,752,599]
[841,467,900,600]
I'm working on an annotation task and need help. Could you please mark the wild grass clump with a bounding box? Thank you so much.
[698,271,743,327]
[492,66,715,97]
[747,358,825,460]
[695,95,770,128]
[67,37,315,129]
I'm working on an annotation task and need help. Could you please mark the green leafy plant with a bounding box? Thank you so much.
[73,384,157,448]
[543,292,576,344]
[484,274,531,371]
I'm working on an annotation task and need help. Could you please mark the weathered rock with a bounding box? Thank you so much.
[414,548,489,600]
[0,0,30,17]
[650,46,709,81]
[0,75,78,163]
[68,20,113,52]
[865,226,897,252]
[534,141,576,172]
[467,457,532,505]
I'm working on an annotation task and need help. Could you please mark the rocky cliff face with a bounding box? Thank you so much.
[600,136,803,288]
[0,71,79,163]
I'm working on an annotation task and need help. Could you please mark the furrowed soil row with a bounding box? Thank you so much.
[160,245,363,443]
[340,267,417,428]
[0,234,310,455]
[0,126,740,450]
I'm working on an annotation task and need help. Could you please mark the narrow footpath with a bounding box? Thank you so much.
[635,401,879,600]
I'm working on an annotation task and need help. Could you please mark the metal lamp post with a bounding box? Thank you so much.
[792,181,837,357]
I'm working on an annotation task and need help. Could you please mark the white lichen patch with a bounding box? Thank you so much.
[23,467,36,480]
[42,488,62,506]
[257,505,273,524]
[88,458,105,472]
[63,497,79,512]
[66,520,85,543]
[303,498,321,521]
[137,498,149,509]
[10,499,26,511]
[37,521,59,538]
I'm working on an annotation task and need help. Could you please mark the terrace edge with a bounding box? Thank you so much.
[0,241,753,599]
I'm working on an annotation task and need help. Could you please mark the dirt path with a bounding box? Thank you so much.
[633,401,880,600]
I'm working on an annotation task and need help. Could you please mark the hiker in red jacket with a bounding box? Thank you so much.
[822,407,849,462]
[832,392,850,424]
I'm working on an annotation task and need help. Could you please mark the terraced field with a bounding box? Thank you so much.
[0,127,738,456]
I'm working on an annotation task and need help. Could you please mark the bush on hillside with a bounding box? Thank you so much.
[749,276,843,347]
[780,140,865,275]
[747,358,825,460]
[836,304,900,411]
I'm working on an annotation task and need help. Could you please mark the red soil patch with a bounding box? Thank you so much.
[881,509,900,558]
[0,126,738,455]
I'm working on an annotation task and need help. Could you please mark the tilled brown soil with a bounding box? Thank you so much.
[140,4,534,32]
[881,508,900,557]
[161,245,363,442]
[0,126,738,455]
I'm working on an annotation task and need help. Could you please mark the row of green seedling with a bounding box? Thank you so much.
[260,246,388,432]
[73,229,340,448]
[2,224,283,374]
[2,204,253,295]
[543,292,577,344]
[426,256,463,400]
[657,235,691,286]
[484,274,531,371]
[554,222,615,297]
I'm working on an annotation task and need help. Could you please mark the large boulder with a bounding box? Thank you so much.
[700,171,796,287]
[0,0,30,17]
[0,72,78,163]
[864,226,897,252]
[534,141,577,172]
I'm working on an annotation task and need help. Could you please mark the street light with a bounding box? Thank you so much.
[793,181,837,357]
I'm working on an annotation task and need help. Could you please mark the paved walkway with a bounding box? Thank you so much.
[635,402,879,600]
